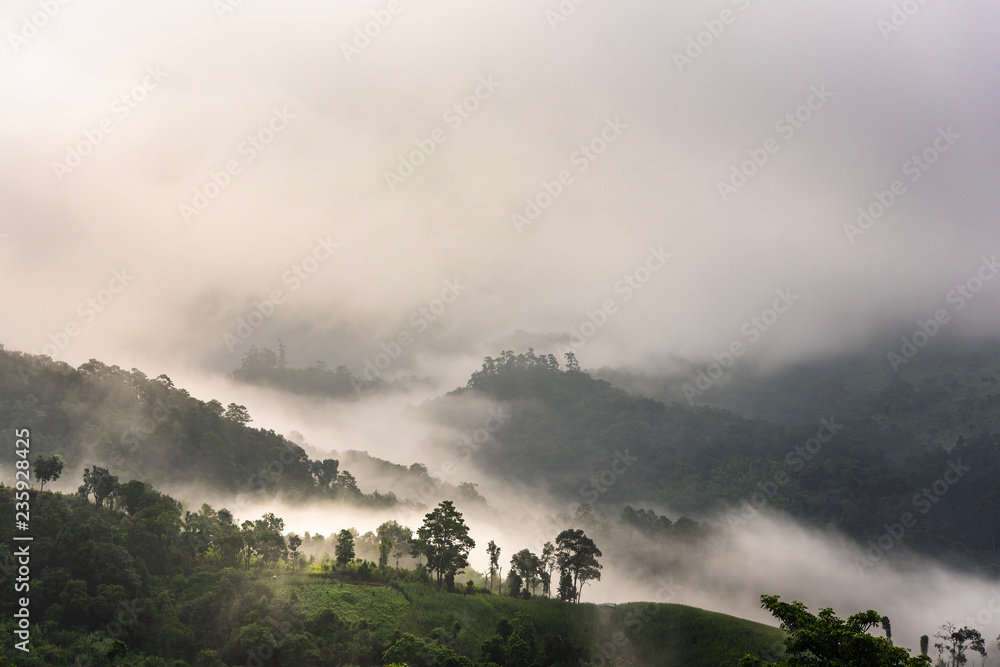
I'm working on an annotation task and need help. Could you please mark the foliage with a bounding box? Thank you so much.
[411,501,475,588]
[739,595,931,667]
[555,529,602,603]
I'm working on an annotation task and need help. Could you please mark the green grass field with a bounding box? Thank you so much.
[278,577,787,666]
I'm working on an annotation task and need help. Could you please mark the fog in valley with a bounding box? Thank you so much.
[3,0,998,662]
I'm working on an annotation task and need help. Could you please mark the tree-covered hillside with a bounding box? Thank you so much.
[0,346,396,509]
[0,477,787,666]
[596,336,1000,451]
[435,349,1000,574]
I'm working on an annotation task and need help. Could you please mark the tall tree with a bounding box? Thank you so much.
[487,540,501,593]
[934,624,986,666]
[541,541,557,597]
[378,536,392,572]
[507,570,523,598]
[252,513,286,569]
[288,534,303,572]
[555,529,602,603]
[510,549,542,596]
[410,500,475,588]
[34,453,64,491]
[377,520,413,568]
[335,529,355,566]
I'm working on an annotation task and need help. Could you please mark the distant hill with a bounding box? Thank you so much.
[0,346,396,509]
[430,349,1000,574]
[230,344,426,400]
[595,336,1000,452]
[4,343,1000,573]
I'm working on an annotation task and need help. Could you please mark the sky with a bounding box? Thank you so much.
[1,0,998,386]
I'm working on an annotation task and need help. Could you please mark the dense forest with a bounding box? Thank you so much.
[4,343,1000,664]
[433,348,1000,574]
[0,471,786,666]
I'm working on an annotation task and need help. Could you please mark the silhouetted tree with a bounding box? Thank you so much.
[555,528,602,603]
[34,453,64,491]
[410,500,475,588]
[739,595,931,667]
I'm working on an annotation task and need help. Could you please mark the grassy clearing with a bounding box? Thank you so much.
[282,578,786,666]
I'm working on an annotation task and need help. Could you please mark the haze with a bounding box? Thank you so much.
[2,0,998,380]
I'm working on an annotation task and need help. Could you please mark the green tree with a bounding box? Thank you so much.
[934,623,986,666]
[555,528,602,603]
[557,571,574,602]
[252,512,286,569]
[79,466,119,509]
[288,533,303,571]
[507,570,523,598]
[378,536,392,572]
[411,500,475,588]
[510,549,542,596]
[34,453,65,491]
[377,520,413,567]
[487,540,501,593]
[223,403,251,425]
[310,458,340,489]
[541,541,557,597]
[337,470,360,496]
[739,595,932,667]
[335,528,355,566]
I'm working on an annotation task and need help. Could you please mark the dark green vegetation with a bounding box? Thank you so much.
[0,346,417,509]
[0,481,785,666]
[231,343,420,400]
[5,341,1000,662]
[739,595,931,667]
[596,336,1000,452]
[437,348,1000,573]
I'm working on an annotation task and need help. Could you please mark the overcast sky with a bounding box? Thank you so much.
[1,0,997,384]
